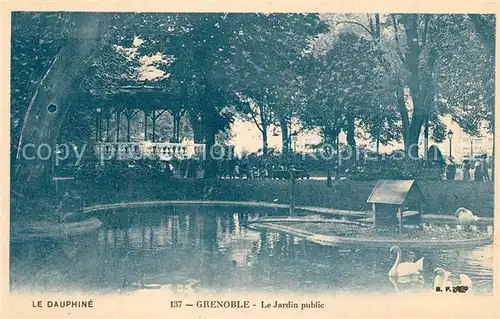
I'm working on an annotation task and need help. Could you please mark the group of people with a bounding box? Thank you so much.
[446,154,491,181]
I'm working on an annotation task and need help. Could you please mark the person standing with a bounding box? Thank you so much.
[462,159,471,181]
[474,158,483,181]
[482,154,491,181]
[445,157,457,180]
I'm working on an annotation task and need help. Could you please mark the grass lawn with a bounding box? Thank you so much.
[282,222,491,241]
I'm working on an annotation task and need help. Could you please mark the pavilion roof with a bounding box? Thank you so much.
[90,85,186,111]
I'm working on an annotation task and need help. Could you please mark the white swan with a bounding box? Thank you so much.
[433,267,452,289]
[455,207,480,223]
[161,279,200,294]
[459,273,473,288]
[388,246,424,278]
[434,267,473,291]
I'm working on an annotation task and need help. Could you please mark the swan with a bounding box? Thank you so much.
[434,267,473,290]
[162,279,200,294]
[433,267,453,289]
[459,273,473,288]
[455,207,480,223]
[388,246,424,278]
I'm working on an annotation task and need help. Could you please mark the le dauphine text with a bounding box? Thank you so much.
[32,300,94,308]
[171,300,324,310]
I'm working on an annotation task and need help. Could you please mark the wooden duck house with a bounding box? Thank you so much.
[366,180,425,233]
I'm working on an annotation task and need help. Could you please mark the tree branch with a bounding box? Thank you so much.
[336,20,373,37]
[367,14,375,35]
[421,15,430,51]
[248,107,263,133]
[391,15,406,63]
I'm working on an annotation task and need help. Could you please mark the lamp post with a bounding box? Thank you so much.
[447,129,454,158]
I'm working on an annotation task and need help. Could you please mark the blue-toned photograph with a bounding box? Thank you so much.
[10,12,494,296]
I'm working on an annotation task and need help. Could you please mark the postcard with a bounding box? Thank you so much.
[1,1,499,318]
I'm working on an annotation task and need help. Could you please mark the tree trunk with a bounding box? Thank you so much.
[395,76,410,152]
[326,166,332,188]
[189,111,204,143]
[279,118,289,156]
[202,106,219,179]
[335,131,341,180]
[402,14,426,158]
[423,117,429,160]
[376,132,380,155]
[407,113,425,158]
[346,113,356,163]
[326,134,333,188]
[14,13,108,193]
[204,130,217,179]
[262,125,269,155]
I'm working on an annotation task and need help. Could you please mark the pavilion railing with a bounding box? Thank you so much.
[94,142,206,161]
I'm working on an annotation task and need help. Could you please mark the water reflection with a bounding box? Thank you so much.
[10,207,494,294]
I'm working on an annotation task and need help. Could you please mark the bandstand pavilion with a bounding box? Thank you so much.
[91,85,206,161]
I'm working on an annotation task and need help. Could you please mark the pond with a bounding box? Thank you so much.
[9,206,494,295]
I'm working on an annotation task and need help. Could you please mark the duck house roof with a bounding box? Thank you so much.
[366,180,424,205]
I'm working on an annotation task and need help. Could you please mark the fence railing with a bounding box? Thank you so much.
[94,142,206,161]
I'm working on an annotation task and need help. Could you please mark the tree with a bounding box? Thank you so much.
[136,13,236,148]
[13,13,110,193]
[226,13,328,155]
[321,14,494,160]
[235,91,275,155]
[304,31,393,162]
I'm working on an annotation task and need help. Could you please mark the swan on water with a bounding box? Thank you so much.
[247,215,260,222]
[434,267,472,290]
[120,278,200,294]
[433,267,452,288]
[162,279,200,294]
[455,207,480,223]
[388,246,424,278]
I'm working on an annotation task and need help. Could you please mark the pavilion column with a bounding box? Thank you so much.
[152,110,157,142]
[116,109,121,142]
[173,109,185,143]
[151,110,165,143]
[95,110,100,141]
[175,117,180,142]
[144,110,148,141]
[106,108,112,142]
[127,116,131,142]
[125,109,139,142]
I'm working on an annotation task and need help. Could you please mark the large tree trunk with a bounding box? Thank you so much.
[407,111,425,158]
[201,105,220,179]
[189,111,204,143]
[395,75,411,151]
[261,123,269,155]
[204,130,217,179]
[346,113,356,163]
[14,13,108,194]
[423,118,429,160]
[402,14,426,158]
[279,118,289,156]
